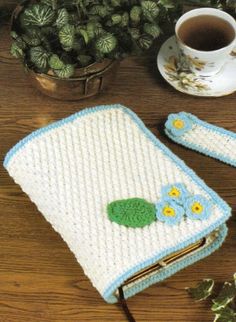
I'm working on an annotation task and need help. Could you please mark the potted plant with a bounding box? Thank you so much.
[10,0,179,100]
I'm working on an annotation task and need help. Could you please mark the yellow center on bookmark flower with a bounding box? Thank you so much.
[168,187,181,198]
[173,119,185,129]
[191,202,203,214]
[163,206,176,217]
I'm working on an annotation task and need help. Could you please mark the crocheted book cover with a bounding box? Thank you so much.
[4,104,231,303]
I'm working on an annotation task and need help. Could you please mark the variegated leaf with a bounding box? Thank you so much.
[95,33,117,54]
[54,64,75,78]
[59,24,75,49]
[21,4,55,27]
[187,279,215,301]
[30,46,50,69]
[212,282,236,311]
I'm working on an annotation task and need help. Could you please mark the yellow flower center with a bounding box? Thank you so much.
[191,202,203,214]
[168,187,181,198]
[173,119,185,129]
[163,206,176,217]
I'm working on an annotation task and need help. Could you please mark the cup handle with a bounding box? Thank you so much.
[230,47,236,58]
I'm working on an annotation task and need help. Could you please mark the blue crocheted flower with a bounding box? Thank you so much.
[184,195,212,221]
[165,112,192,137]
[155,199,185,226]
[161,183,189,204]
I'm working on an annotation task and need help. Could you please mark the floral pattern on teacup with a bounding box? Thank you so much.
[164,52,211,93]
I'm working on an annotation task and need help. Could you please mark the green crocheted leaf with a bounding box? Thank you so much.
[49,54,65,70]
[95,33,117,54]
[54,64,74,78]
[107,198,156,228]
[187,279,215,301]
[59,24,75,49]
[212,282,236,312]
[21,4,55,27]
[30,46,50,69]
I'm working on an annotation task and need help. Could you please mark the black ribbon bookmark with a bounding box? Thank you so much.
[118,286,136,322]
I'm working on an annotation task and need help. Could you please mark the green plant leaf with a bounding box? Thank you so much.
[107,198,156,228]
[212,282,236,312]
[137,34,153,50]
[130,6,142,23]
[187,279,215,301]
[158,0,175,9]
[21,4,55,27]
[141,1,160,22]
[86,21,104,39]
[120,12,129,27]
[77,28,89,44]
[233,273,236,286]
[214,306,236,322]
[56,8,69,28]
[10,40,26,58]
[111,14,122,25]
[59,24,75,49]
[95,33,117,54]
[77,54,92,67]
[22,29,42,46]
[129,28,141,40]
[49,54,65,69]
[54,64,75,78]
[30,46,50,69]
[143,23,161,38]
[10,31,18,40]
[111,0,121,6]
[89,5,110,18]
[40,0,53,6]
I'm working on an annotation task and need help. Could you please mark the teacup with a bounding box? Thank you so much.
[175,8,236,76]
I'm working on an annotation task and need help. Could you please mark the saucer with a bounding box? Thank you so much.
[157,35,236,97]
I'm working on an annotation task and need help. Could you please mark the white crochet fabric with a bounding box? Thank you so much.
[4,105,231,303]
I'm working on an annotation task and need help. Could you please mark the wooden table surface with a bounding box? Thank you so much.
[0,23,236,322]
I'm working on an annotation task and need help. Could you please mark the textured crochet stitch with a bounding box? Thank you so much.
[4,104,231,304]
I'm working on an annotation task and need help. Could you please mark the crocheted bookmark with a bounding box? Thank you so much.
[165,112,236,167]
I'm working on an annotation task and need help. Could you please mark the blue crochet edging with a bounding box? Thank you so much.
[4,105,231,303]
[104,224,227,303]
[165,112,236,168]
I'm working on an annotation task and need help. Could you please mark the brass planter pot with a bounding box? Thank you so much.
[11,2,120,100]
[26,59,120,101]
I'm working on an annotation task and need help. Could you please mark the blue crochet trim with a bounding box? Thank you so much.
[165,112,236,168]
[105,224,227,303]
[3,105,231,303]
